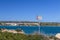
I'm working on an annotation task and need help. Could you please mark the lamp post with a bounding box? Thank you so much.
[36,16,42,35]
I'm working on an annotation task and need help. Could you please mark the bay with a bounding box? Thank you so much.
[0,26,60,36]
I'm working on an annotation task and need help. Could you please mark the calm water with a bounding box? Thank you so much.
[0,26,60,36]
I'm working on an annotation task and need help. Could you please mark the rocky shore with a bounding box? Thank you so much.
[0,28,59,40]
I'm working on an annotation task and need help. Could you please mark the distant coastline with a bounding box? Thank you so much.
[0,21,60,26]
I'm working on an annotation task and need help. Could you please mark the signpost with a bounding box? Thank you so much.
[36,16,42,35]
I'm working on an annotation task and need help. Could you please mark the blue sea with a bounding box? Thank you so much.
[0,26,60,36]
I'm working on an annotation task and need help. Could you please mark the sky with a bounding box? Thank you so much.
[0,0,60,22]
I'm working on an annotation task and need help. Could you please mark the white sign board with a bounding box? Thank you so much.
[36,16,42,20]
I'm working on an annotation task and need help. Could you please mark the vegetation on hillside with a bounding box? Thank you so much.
[40,22,60,26]
[0,30,59,40]
[0,31,50,40]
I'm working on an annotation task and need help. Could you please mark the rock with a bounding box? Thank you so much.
[55,33,60,39]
